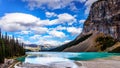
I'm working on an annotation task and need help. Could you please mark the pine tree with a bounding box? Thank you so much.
[0,29,25,63]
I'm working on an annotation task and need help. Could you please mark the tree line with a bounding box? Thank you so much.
[0,29,25,63]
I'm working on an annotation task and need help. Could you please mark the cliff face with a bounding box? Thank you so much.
[82,0,120,41]
[50,0,120,52]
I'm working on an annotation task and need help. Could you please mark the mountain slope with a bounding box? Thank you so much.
[49,33,92,51]
[49,0,120,52]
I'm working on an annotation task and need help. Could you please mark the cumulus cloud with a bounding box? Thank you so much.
[80,0,87,3]
[84,0,98,14]
[37,13,76,26]
[30,35,42,40]
[0,13,39,31]
[0,12,80,45]
[45,12,57,18]
[63,40,71,44]
[49,30,66,38]
[54,25,66,31]
[16,31,32,35]
[38,39,62,46]
[23,0,86,10]
[22,0,97,14]
[0,23,27,32]
[79,19,85,23]
[29,34,63,46]
[18,37,32,44]
[1,13,39,25]
[31,27,48,34]
[0,12,75,32]
[67,27,82,35]
[57,13,76,24]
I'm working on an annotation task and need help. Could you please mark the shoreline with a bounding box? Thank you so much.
[76,60,120,68]
[0,59,16,68]
[14,60,120,68]
[76,56,120,68]
[13,56,120,68]
[0,56,25,68]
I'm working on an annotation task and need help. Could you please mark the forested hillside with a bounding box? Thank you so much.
[0,29,25,63]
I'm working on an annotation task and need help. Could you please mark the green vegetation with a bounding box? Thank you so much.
[49,33,92,51]
[109,47,120,53]
[96,35,117,51]
[0,29,25,63]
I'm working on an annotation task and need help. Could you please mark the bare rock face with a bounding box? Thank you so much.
[63,0,120,52]
[82,0,120,41]
[50,0,120,52]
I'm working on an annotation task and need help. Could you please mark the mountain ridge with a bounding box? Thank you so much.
[82,0,120,41]
[49,0,120,52]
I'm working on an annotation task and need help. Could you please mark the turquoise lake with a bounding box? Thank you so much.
[17,52,120,64]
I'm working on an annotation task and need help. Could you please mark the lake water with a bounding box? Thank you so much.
[17,52,120,65]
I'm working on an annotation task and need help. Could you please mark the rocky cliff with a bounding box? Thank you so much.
[50,0,120,52]
[82,0,120,41]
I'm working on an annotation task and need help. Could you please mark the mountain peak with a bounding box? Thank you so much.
[82,0,120,41]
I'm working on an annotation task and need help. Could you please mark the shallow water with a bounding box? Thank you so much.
[17,52,120,65]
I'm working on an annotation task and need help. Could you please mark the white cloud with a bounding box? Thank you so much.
[42,35,52,39]
[79,19,85,23]
[55,25,66,31]
[63,40,71,44]
[67,27,82,35]
[29,34,63,46]
[69,3,78,11]
[49,30,66,38]
[1,13,39,25]
[16,31,32,35]
[0,12,81,46]
[18,34,63,46]
[0,23,27,32]
[23,0,97,15]
[79,0,87,3]
[36,19,57,26]
[23,0,86,10]
[0,13,39,31]
[18,37,32,44]
[84,0,98,14]
[37,13,76,26]
[45,12,57,18]
[30,35,41,40]
[38,39,62,46]
[57,13,76,25]
[31,27,48,34]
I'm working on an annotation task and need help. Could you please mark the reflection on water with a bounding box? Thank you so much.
[17,52,120,65]
[23,52,79,68]
[25,55,72,65]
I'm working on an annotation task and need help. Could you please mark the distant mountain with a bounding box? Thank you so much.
[24,44,38,47]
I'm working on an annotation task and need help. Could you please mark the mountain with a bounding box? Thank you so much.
[24,44,38,47]
[50,0,120,52]
[82,0,120,41]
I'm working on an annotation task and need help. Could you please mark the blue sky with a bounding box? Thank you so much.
[0,0,97,46]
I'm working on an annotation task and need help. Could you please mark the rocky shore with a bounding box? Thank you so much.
[0,59,15,68]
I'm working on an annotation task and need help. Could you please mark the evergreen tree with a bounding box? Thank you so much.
[0,29,25,63]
